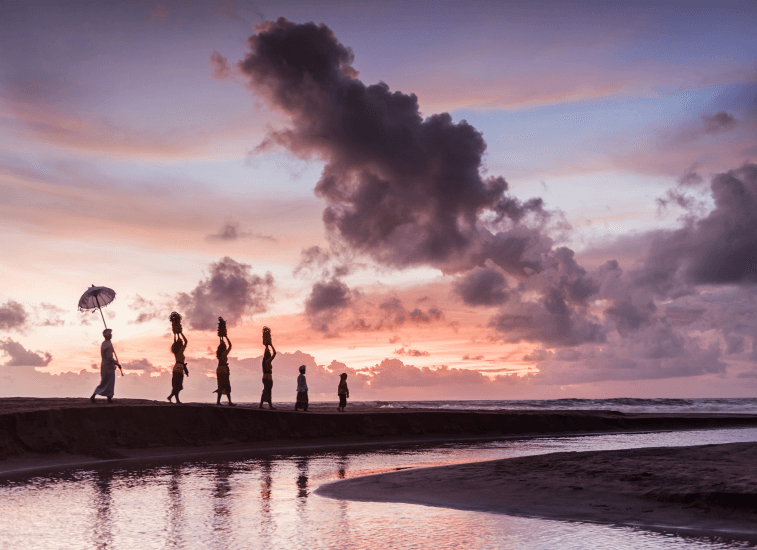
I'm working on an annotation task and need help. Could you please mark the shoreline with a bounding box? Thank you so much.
[317,442,757,541]
[2,397,757,481]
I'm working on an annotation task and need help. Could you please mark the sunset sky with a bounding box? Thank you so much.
[1,0,756,401]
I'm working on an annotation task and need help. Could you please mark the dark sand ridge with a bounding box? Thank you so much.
[2,398,757,479]
[318,442,757,540]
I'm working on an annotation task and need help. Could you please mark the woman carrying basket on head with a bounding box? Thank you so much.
[167,312,189,404]
[259,327,276,409]
[214,317,235,406]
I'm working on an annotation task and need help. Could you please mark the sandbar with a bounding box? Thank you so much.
[318,442,757,540]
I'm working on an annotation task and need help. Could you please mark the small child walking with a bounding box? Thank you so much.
[337,373,349,412]
[295,365,308,411]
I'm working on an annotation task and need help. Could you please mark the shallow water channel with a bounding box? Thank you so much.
[1,428,756,549]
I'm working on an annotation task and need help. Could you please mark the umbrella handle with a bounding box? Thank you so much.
[94,294,108,329]
[113,349,124,376]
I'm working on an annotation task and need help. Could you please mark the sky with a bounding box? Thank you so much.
[1,0,756,402]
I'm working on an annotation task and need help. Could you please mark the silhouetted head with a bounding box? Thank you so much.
[264,347,272,362]
[340,373,347,380]
[216,340,227,359]
[102,328,112,340]
[171,339,183,354]
[299,365,306,374]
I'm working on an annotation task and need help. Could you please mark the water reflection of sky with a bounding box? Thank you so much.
[2,428,756,549]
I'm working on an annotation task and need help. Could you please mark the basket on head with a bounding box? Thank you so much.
[217,317,227,338]
[262,326,272,346]
[169,311,183,334]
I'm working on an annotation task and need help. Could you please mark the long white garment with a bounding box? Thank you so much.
[100,340,118,373]
[296,373,308,392]
[93,371,116,397]
[94,339,118,397]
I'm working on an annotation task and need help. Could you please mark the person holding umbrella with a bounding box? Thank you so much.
[90,328,121,403]
[79,285,123,404]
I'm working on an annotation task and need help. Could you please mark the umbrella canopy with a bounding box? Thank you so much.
[78,285,116,312]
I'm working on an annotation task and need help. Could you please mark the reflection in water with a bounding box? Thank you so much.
[90,470,113,550]
[211,465,233,549]
[336,454,348,480]
[165,466,185,549]
[0,428,756,550]
[296,458,309,500]
[258,459,275,548]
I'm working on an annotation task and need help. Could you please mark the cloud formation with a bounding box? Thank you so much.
[393,347,430,357]
[304,277,356,333]
[207,222,276,242]
[702,111,737,135]
[0,338,52,367]
[129,295,164,324]
[453,267,509,306]
[177,256,274,330]
[635,164,757,289]
[0,300,27,332]
[237,20,757,385]
[239,18,549,276]
[122,358,165,374]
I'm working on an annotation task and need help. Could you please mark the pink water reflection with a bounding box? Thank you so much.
[1,428,756,549]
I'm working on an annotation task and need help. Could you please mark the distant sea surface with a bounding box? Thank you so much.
[349,397,757,414]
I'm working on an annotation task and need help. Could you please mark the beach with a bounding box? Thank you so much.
[318,441,757,538]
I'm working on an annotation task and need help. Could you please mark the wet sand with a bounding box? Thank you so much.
[318,442,757,539]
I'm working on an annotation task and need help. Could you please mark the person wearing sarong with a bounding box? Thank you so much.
[213,335,235,406]
[259,343,276,409]
[90,328,120,404]
[294,365,308,411]
[337,373,349,412]
[167,333,189,404]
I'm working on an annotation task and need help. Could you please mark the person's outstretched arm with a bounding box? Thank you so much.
[225,336,232,353]
[270,344,276,360]
[181,333,188,349]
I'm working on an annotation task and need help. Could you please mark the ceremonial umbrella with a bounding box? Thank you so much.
[78,285,123,375]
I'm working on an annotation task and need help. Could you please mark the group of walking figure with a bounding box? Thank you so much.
[90,313,350,411]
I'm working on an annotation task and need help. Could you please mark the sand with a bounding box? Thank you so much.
[318,442,757,539]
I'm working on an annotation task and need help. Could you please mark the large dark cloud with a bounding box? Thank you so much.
[177,256,274,330]
[304,277,356,333]
[0,338,52,367]
[236,19,757,384]
[634,164,757,290]
[0,300,27,332]
[239,18,548,275]
[453,267,509,306]
[489,292,605,347]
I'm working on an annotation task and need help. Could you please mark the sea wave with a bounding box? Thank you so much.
[350,397,757,414]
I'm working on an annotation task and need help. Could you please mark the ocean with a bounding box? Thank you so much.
[310,397,757,414]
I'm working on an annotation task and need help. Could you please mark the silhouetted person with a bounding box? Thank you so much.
[294,364,308,411]
[90,328,120,403]
[259,343,276,409]
[337,372,349,412]
[167,332,189,403]
[213,335,235,405]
